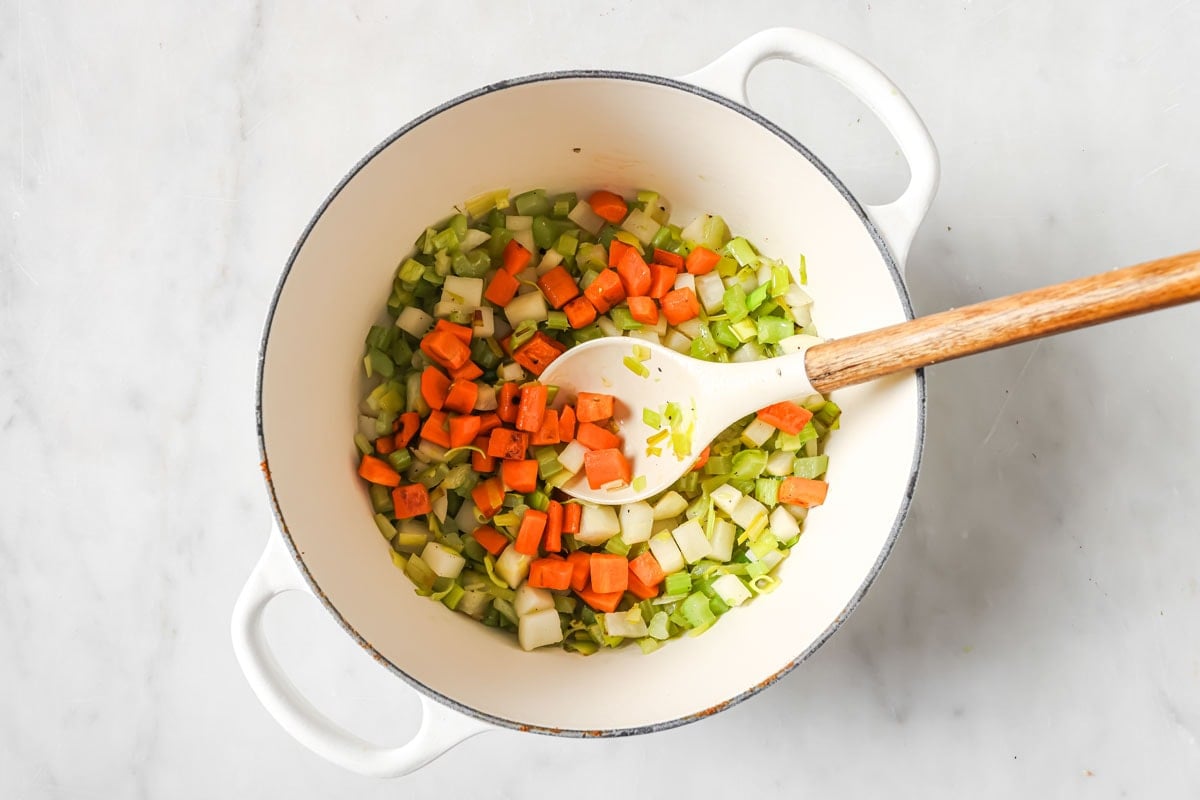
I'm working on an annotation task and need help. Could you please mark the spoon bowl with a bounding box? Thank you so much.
[539,337,821,504]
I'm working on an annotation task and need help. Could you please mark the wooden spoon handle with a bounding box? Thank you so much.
[805,250,1200,394]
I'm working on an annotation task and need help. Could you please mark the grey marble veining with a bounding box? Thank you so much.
[2,1,1198,797]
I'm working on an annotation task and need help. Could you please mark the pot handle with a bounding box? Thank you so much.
[230,530,492,777]
[680,27,939,271]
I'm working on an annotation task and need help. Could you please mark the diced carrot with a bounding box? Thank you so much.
[420,410,452,448]
[575,422,621,451]
[566,550,590,591]
[434,319,473,346]
[589,553,629,594]
[756,401,815,435]
[471,437,497,473]
[583,448,632,489]
[575,392,614,423]
[514,509,548,555]
[394,411,420,448]
[530,409,560,446]
[582,268,626,314]
[563,502,582,535]
[691,445,711,472]
[616,247,652,297]
[558,405,577,440]
[449,360,483,381]
[528,557,573,591]
[626,296,659,325]
[444,379,479,415]
[471,476,505,518]
[448,414,481,449]
[628,551,666,587]
[391,483,432,519]
[778,477,829,508]
[563,296,598,329]
[661,287,701,325]
[512,332,566,376]
[653,248,685,270]
[684,245,721,275]
[484,269,520,307]
[419,330,472,370]
[374,436,395,455]
[477,412,503,435]
[471,525,509,557]
[515,382,549,433]
[502,238,533,274]
[608,238,633,269]
[544,500,564,552]
[576,586,623,613]
[486,427,529,460]
[626,568,660,600]
[420,366,450,410]
[647,264,678,299]
[588,190,628,223]
[536,265,581,309]
[500,459,539,493]
[357,454,401,487]
[497,383,520,424]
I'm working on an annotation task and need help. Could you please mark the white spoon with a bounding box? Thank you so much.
[539,250,1200,505]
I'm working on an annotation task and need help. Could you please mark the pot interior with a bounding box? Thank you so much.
[259,74,920,733]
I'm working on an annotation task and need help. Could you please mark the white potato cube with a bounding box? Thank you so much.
[395,306,434,338]
[619,501,654,544]
[651,491,689,519]
[495,544,531,588]
[443,275,484,308]
[695,271,725,313]
[769,505,801,540]
[731,496,769,530]
[648,531,686,574]
[419,542,465,579]
[474,383,498,411]
[766,449,795,476]
[518,607,564,651]
[740,418,776,447]
[575,504,621,545]
[710,484,743,516]
[778,333,823,356]
[504,291,548,327]
[673,272,696,293]
[709,518,736,562]
[514,583,555,617]
[671,519,711,564]
[711,574,752,607]
[470,306,496,339]
[663,329,692,354]
[604,610,648,639]
[556,440,588,474]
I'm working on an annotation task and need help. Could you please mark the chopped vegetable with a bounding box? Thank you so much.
[354,187,836,655]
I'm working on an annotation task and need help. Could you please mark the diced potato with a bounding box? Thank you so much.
[619,501,654,544]
[648,531,686,574]
[518,607,564,651]
[514,583,555,617]
[495,544,531,588]
[420,541,465,579]
[670,519,711,564]
[575,504,621,545]
[711,574,752,607]
[651,491,688,519]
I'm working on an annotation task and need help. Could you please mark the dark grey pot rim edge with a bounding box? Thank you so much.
[253,68,926,738]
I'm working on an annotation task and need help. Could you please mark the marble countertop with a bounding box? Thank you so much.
[4,1,1198,797]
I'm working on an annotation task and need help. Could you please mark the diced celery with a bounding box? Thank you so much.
[793,454,830,479]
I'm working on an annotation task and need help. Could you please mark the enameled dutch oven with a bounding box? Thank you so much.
[232,28,939,777]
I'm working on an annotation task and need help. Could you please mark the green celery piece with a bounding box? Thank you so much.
[727,237,758,267]
[746,283,770,311]
[731,449,767,480]
[369,483,393,513]
[609,306,642,331]
[711,318,740,349]
[397,258,425,284]
[681,591,717,628]
[513,190,550,217]
[722,284,749,322]
[664,571,692,596]
[404,554,437,592]
[754,477,780,506]
[366,347,395,378]
[756,316,793,344]
[792,454,830,480]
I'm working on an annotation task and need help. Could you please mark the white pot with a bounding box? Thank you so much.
[232,27,939,777]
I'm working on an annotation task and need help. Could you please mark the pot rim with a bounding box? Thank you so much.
[254,68,926,737]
